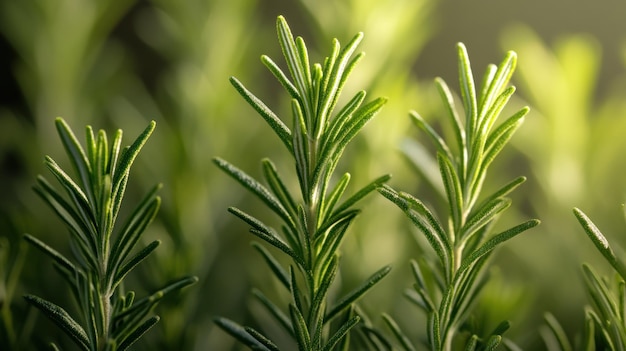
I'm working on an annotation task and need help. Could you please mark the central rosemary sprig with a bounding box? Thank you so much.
[214,15,390,350]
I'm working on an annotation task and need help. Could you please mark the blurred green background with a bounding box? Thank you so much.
[1,0,626,349]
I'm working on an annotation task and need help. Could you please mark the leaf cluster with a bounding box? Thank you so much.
[378,43,539,351]
[214,16,390,351]
[24,118,197,350]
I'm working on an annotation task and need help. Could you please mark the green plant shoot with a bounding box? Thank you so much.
[214,15,391,351]
[23,118,197,351]
[378,43,539,351]
[543,208,626,350]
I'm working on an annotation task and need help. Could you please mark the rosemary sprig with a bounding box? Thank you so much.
[543,208,626,350]
[23,118,197,350]
[214,15,390,350]
[378,43,539,351]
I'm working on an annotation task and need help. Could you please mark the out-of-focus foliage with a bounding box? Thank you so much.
[1,0,626,350]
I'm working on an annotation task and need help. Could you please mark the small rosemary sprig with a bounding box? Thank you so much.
[378,43,539,351]
[214,15,390,351]
[23,118,197,351]
[543,208,626,350]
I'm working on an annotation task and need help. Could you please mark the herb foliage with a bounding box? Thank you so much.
[23,118,197,350]
[214,15,390,351]
[378,43,539,351]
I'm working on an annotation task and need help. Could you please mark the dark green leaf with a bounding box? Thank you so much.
[23,234,78,277]
[321,91,366,156]
[400,139,445,198]
[583,308,596,351]
[476,176,526,210]
[315,32,364,139]
[435,78,465,161]
[107,129,123,180]
[326,265,391,321]
[461,198,511,241]
[250,228,306,268]
[464,335,478,351]
[262,158,298,217]
[228,207,285,240]
[411,283,436,314]
[213,158,296,232]
[322,316,360,351]
[428,310,441,350]
[410,111,454,164]
[378,185,451,278]
[24,295,90,351]
[457,43,477,139]
[309,256,338,328]
[276,15,308,94]
[252,242,290,289]
[289,303,311,351]
[476,86,516,143]
[292,98,311,200]
[478,50,516,117]
[112,240,160,290]
[459,219,539,276]
[117,316,159,351]
[44,156,96,234]
[229,77,293,153]
[490,320,511,337]
[54,117,94,205]
[214,317,272,351]
[438,152,463,234]
[586,307,614,350]
[357,323,394,351]
[261,54,300,101]
[320,172,350,223]
[574,208,626,280]
[313,97,387,191]
[544,313,573,351]
[111,120,155,193]
[382,313,416,351]
[479,108,528,179]
[114,275,198,325]
[252,289,294,338]
[289,267,305,316]
[245,326,281,351]
[333,97,387,153]
[314,213,355,280]
[331,174,391,219]
[34,176,97,261]
[484,335,502,351]
[582,264,620,328]
[108,195,160,281]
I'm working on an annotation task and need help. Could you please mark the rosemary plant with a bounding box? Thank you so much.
[377,43,540,350]
[544,208,626,350]
[214,15,391,351]
[23,118,197,350]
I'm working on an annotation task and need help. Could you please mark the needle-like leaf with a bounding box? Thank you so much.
[214,317,273,351]
[230,77,293,153]
[24,295,90,351]
[326,266,391,322]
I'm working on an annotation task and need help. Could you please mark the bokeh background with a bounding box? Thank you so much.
[1,0,626,349]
